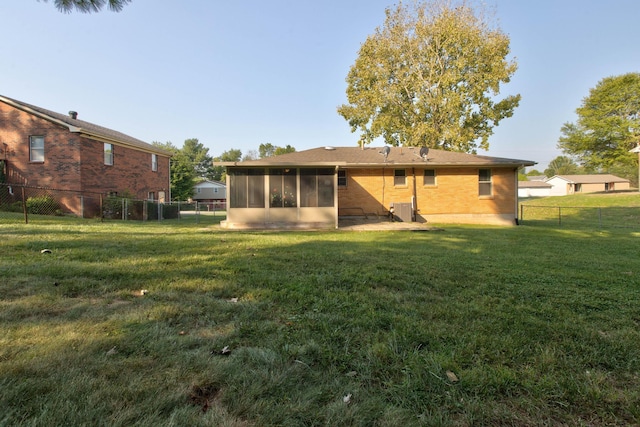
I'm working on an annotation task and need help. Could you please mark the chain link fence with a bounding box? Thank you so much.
[0,184,224,224]
[520,204,640,229]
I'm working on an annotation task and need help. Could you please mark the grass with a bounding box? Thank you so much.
[2,202,640,426]
[520,192,640,228]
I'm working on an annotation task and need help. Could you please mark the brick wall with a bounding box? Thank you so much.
[0,102,170,202]
[339,166,517,218]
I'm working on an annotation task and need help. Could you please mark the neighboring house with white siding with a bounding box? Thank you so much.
[546,174,630,196]
[518,180,552,198]
[192,180,226,209]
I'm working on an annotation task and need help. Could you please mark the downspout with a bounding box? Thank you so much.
[412,167,417,222]
[168,158,172,202]
[381,165,386,214]
[334,166,339,228]
[514,167,519,225]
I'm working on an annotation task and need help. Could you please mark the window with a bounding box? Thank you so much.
[151,154,158,171]
[301,168,334,207]
[338,169,347,187]
[423,169,436,186]
[479,169,492,196]
[229,168,265,208]
[270,168,297,207]
[197,188,201,193]
[104,143,113,165]
[29,136,44,162]
[394,169,406,186]
[148,192,155,201]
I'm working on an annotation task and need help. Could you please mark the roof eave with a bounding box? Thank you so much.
[219,161,535,168]
[76,130,173,157]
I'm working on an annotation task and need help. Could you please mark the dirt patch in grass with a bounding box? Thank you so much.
[188,383,221,413]
[187,383,252,426]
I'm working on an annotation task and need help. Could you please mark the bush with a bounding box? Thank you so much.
[26,195,61,215]
[163,204,179,219]
[102,196,127,220]
[0,201,23,213]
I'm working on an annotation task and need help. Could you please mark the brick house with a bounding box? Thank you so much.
[0,95,171,216]
[219,146,535,229]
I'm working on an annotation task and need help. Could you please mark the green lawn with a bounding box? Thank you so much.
[2,208,640,426]
[520,192,640,228]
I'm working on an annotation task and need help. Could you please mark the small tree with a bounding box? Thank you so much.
[259,143,296,158]
[544,156,581,178]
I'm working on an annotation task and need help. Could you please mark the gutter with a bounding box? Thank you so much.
[0,95,172,157]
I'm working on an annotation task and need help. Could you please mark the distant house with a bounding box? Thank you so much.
[518,180,552,198]
[192,180,226,210]
[546,174,630,196]
[0,95,171,216]
[218,146,535,229]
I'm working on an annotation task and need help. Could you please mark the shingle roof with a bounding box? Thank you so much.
[518,180,552,188]
[0,95,172,157]
[549,174,629,184]
[220,146,535,168]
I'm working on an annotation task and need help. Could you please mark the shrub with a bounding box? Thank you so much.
[26,195,60,215]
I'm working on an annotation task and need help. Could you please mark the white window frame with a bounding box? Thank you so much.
[29,136,45,162]
[479,169,492,197]
[151,153,158,171]
[394,169,406,186]
[338,169,347,187]
[423,169,436,186]
[104,143,114,166]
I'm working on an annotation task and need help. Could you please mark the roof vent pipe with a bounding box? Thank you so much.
[69,111,78,119]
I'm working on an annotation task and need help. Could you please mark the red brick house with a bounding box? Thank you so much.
[0,95,171,215]
[219,146,535,229]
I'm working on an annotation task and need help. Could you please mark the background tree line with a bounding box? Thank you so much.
[152,140,295,201]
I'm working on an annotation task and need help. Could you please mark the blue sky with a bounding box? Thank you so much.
[3,1,640,170]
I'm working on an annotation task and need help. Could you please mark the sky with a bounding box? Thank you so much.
[3,1,640,171]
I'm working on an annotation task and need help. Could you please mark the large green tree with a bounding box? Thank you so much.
[558,72,640,183]
[212,149,243,183]
[337,0,519,152]
[182,138,214,180]
[39,0,131,13]
[152,141,196,202]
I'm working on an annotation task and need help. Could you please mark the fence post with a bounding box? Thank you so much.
[22,186,28,224]
[598,207,602,228]
[100,194,104,222]
[558,207,562,226]
[520,204,523,222]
